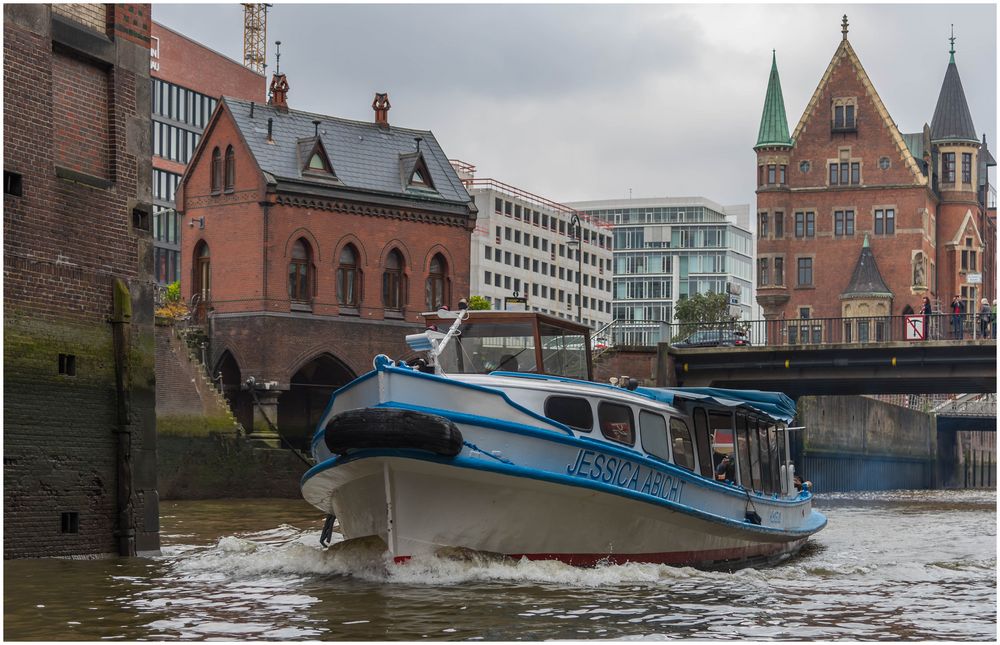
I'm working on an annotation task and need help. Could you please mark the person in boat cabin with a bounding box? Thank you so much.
[714,454,735,482]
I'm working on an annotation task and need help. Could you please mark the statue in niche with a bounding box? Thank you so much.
[913,252,925,287]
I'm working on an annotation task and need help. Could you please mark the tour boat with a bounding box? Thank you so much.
[301,310,826,569]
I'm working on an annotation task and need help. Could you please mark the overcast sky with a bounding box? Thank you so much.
[153,2,997,209]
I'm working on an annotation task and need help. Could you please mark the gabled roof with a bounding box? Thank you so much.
[223,96,471,205]
[841,235,893,300]
[791,37,926,185]
[930,53,978,144]
[398,150,436,192]
[755,51,793,149]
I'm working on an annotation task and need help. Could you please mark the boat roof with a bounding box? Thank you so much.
[636,387,797,424]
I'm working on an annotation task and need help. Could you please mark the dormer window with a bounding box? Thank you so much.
[299,137,335,178]
[411,168,428,185]
[832,97,857,132]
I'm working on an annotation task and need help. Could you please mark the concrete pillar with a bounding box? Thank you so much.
[249,388,283,448]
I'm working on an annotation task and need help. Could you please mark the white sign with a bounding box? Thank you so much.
[149,36,160,72]
[967,273,982,284]
[904,314,926,341]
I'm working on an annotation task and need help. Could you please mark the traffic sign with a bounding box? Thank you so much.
[904,314,925,341]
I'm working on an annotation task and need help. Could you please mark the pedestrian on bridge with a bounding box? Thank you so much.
[920,296,932,340]
[979,298,991,339]
[951,295,965,340]
[992,300,997,339]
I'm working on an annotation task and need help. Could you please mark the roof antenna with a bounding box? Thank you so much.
[414,136,422,153]
[313,119,321,137]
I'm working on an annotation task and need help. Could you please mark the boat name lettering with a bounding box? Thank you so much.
[769,510,782,523]
[566,449,684,502]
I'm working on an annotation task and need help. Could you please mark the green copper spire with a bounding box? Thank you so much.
[755,50,793,150]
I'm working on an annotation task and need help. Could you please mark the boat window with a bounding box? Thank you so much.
[776,425,788,494]
[669,417,695,471]
[539,323,588,380]
[639,410,669,462]
[709,411,736,480]
[692,407,712,478]
[747,416,763,492]
[757,419,773,494]
[435,320,538,374]
[768,423,780,493]
[544,396,593,432]
[598,401,635,446]
[735,412,752,489]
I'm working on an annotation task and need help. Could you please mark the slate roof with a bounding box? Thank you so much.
[841,235,893,299]
[930,59,978,144]
[224,96,472,206]
[755,52,793,149]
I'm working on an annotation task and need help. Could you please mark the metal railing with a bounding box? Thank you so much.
[649,312,995,348]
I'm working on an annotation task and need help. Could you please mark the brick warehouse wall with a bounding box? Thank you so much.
[3,4,158,558]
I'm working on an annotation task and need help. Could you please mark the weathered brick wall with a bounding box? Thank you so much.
[3,4,156,559]
[594,348,658,386]
[154,322,235,418]
[51,3,108,34]
[158,436,303,500]
[53,52,111,180]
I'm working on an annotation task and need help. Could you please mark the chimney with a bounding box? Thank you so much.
[373,92,391,129]
[269,73,289,112]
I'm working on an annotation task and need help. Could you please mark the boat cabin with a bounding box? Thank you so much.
[421,310,593,381]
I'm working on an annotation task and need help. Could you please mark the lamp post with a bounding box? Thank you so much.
[568,213,583,324]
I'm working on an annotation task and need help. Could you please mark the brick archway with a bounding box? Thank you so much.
[277,353,356,450]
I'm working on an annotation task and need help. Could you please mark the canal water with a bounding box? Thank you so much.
[4,490,996,641]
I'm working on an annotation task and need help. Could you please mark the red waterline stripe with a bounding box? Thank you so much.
[391,539,806,567]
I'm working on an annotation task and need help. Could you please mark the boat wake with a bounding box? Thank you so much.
[167,525,822,589]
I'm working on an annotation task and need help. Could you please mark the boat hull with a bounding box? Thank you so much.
[303,452,817,569]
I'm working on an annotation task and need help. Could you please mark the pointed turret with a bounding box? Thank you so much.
[754,51,793,150]
[930,30,978,144]
[841,235,893,300]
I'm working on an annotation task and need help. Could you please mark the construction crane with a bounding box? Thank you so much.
[242,3,270,74]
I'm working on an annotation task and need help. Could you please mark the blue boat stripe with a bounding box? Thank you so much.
[301,450,826,537]
[315,400,807,507]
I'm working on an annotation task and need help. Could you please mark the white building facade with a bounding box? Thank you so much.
[455,164,614,332]
[567,197,757,346]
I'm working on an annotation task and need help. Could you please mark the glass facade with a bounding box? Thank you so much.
[151,79,219,285]
[575,200,754,346]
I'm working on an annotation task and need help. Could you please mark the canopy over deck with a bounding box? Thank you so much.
[636,387,797,424]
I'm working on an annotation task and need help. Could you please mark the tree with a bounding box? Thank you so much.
[467,295,491,310]
[672,292,731,341]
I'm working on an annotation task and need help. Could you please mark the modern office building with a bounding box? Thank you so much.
[456,162,614,332]
[149,20,265,284]
[754,17,995,326]
[567,197,755,346]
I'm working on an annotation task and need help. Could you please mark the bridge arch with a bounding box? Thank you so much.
[278,351,357,449]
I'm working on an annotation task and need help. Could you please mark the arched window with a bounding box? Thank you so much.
[210,147,222,193]
[194,240,211,302]
[425,253,448,310]
[224,145,235,191]
[289,239,313,302]
[382,249,404,311]
[336,244,360,307]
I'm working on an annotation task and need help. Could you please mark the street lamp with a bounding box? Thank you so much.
[567,213,583,324]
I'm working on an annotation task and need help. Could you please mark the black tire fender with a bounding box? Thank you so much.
[324,407,463,457]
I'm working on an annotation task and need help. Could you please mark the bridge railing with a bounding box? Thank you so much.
[659,312,994,347]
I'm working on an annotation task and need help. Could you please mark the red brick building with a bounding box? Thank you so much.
[754,17,995,337]
[4,3,159,557]
[149,20,265,284]
[176,80,477,446]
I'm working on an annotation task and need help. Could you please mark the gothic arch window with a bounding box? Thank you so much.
[336,243,361,308]
[289,238,314,303]
[382,249,405,312]
[211,147,222,193]
[425,253,448,311]
[224,145,235,191]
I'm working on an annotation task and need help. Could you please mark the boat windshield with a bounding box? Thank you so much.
[430,314,590,379]
[436,320,538,374]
